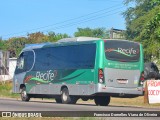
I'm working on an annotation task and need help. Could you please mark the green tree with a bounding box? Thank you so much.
[27,32,46,43]
[6,37,27,57]
[47,32,70,42]
[74,27,109,38]
[0,39,7,51]
[123,0,160,61]
[3,31,70,57]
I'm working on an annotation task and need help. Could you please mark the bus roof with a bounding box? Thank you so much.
[23,37,101,51]
[24,42,52,51]
[22,38,140,51]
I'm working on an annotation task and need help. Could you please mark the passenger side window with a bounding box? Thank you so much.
[15,52,26,74]
[15,51,34,74]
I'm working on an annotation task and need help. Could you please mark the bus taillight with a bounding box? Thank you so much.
[140,72,144,81]
[140,71,144,85]
[98,69,104,83]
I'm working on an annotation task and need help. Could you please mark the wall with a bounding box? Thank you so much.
[0,58,17,81]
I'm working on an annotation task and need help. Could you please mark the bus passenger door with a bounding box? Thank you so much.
[13,52,27,93]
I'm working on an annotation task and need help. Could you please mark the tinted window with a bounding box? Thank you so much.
[15,52,25,74]
[105,40,140,62]
[25,51,34,71]
[33,43,96,70]
[15,51,34,74]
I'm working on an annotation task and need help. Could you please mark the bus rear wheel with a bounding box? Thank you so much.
[61,88,77,104]
[21,88,30,102]
[94,96,110,106]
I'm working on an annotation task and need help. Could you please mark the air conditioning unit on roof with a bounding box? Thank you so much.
[58,37,100,42]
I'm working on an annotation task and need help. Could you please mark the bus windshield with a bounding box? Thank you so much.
[105,40,140,62]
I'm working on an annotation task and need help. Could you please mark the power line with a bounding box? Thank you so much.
[2,3,125,39]
[45,10,124,32]
[43,7,125,32]
[26,5,125,34]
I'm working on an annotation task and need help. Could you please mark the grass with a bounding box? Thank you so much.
[110,96,160,108]
[0,81,19,98]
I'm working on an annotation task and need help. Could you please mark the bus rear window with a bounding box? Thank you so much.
[105,40,140,62]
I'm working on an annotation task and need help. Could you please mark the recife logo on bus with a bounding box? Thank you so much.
[36,70,57,81]
[106,47,139,57]
[24,70,58,84]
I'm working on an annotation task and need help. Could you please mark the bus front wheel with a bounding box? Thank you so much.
[21,88,30,102]
[61,88,71,104]
[61,88,77,104]
[94,96,110,106]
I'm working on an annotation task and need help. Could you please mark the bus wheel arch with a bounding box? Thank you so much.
[81,97,89,101]
[20,84,25,92]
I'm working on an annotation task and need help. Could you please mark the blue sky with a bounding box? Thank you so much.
[0,0,128,39]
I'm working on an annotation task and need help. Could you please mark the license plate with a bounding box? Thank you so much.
[117,79,128,84]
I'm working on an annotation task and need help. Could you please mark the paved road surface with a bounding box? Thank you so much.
[0,98,159,119]
[0,98,159,111]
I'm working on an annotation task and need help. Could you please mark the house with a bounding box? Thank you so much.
[109,28,125,39]
[0,50,17,81]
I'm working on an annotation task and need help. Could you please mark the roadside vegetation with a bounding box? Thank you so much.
[0,81,19,98]
[123,0,160,64]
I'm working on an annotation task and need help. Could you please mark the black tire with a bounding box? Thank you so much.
[61,88,77,104]
[70,96,78,104]
[21,88,30,102]
[94,96,110,106]
[61,88,71,104]
[55,98,62,103]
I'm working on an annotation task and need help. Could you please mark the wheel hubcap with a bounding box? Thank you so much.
[63,92,67,101]
[22,91,27,98]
